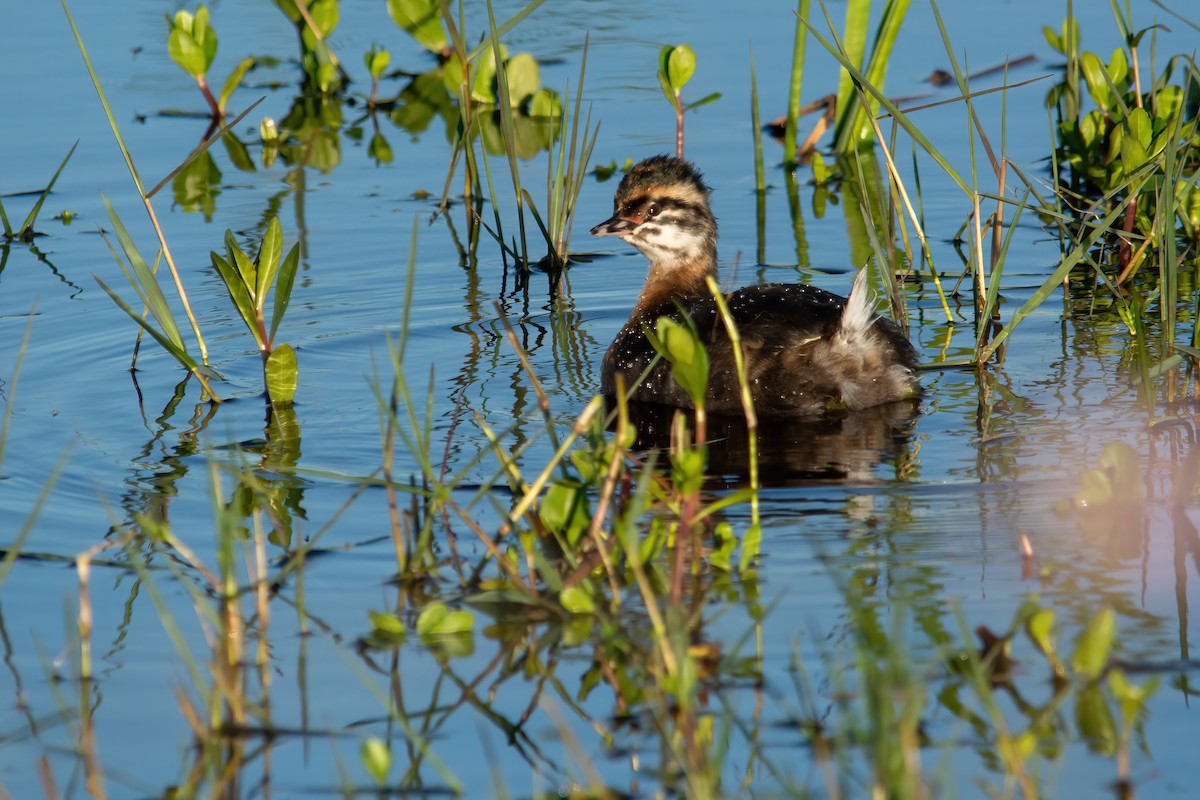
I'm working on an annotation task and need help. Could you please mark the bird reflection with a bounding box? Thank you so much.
[619,399,921,484]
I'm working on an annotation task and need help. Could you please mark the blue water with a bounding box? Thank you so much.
[2,0,1198,796]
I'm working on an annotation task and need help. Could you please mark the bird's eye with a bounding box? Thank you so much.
[646,202,661,218]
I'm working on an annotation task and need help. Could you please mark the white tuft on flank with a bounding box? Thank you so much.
[839,268,876,341]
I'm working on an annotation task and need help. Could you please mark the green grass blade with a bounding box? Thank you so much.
[93,275,197,371]
[62,0,145,195]
[144,97,264,200]
[0,445,73,589]
[0,312,35,467]
[17,140,78,237]
[485,1,532,265]
[784,0,811,165]
[978,192,1137,362]
[100,194,185,351]
[832,0,871,148]
[749,46,765,195]
[464,0,548,64]
[803,5,971,195]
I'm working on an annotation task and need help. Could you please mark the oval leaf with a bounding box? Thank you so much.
[360,737,391,786]
[416,601,474,636]
[265,343,298,405]
[1071,607,1115,679]
[666,44,696,90]
[505,52,540,107]
[560,586,595,615]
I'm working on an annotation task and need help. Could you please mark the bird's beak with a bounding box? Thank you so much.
[590,214,637,237]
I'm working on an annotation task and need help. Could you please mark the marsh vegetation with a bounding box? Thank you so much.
[1,0,1199,797]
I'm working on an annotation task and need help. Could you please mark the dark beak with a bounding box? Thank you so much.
[590,214,637,237]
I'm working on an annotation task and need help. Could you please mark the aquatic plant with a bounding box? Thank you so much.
[271,0,344,93]
[657,43,720,159]
[0,141,76,245]
[165,5,254,119]
[364,45,390,109]
[209,218,301,406]
[386,0,450,60]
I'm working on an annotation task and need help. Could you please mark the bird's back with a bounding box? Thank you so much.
[602,281,920,417]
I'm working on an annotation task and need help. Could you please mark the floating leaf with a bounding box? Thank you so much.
[265,344,298,405]
[367,610,406,638]
[416,601,474,636]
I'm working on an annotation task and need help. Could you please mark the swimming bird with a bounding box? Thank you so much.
[590,155,920,417]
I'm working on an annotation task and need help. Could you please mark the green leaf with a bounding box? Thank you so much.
[1107,47,1129,89]
[1075,682,1117,754]
[528,87,561,117]
[740,522,761,573]
[166,6,217,79]
[93,275,196,371]
[368,610,406,637]
[656,66,676,105]
[210,251,260,345]
[217,56,254,113]
[1107,669,1160,729]
[16,140,77,238]
[650,317,709,405]
[505,52,540,107]
[364,47,390,80]
[540,480,591,546]
[265,343,298,406]
[416,601,474,636]
[386,0,446,54]
[100,195,185,351]
[368,131,393,164]
[560,586,595,615]
[683,91,721,111]
[223,229,257,298]
[1080,51,1111,110]
[269,243,300,344]
[666,44,696,90]
[308,0,338,37]
[1126,106,1152,149]
[1025,608,1056,657]
[256,217,283,303]
[1041,24,1062,53]
[1071,607,1115,679]
[360,737,391,786]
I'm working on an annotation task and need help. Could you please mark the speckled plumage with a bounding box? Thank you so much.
[590,155,920,417]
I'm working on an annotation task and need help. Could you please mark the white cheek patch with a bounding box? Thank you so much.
[629,217,705,264]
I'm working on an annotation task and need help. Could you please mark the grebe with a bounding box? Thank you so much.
[590,155,920,417]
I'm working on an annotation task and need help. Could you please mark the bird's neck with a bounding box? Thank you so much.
[631,249,719,317]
